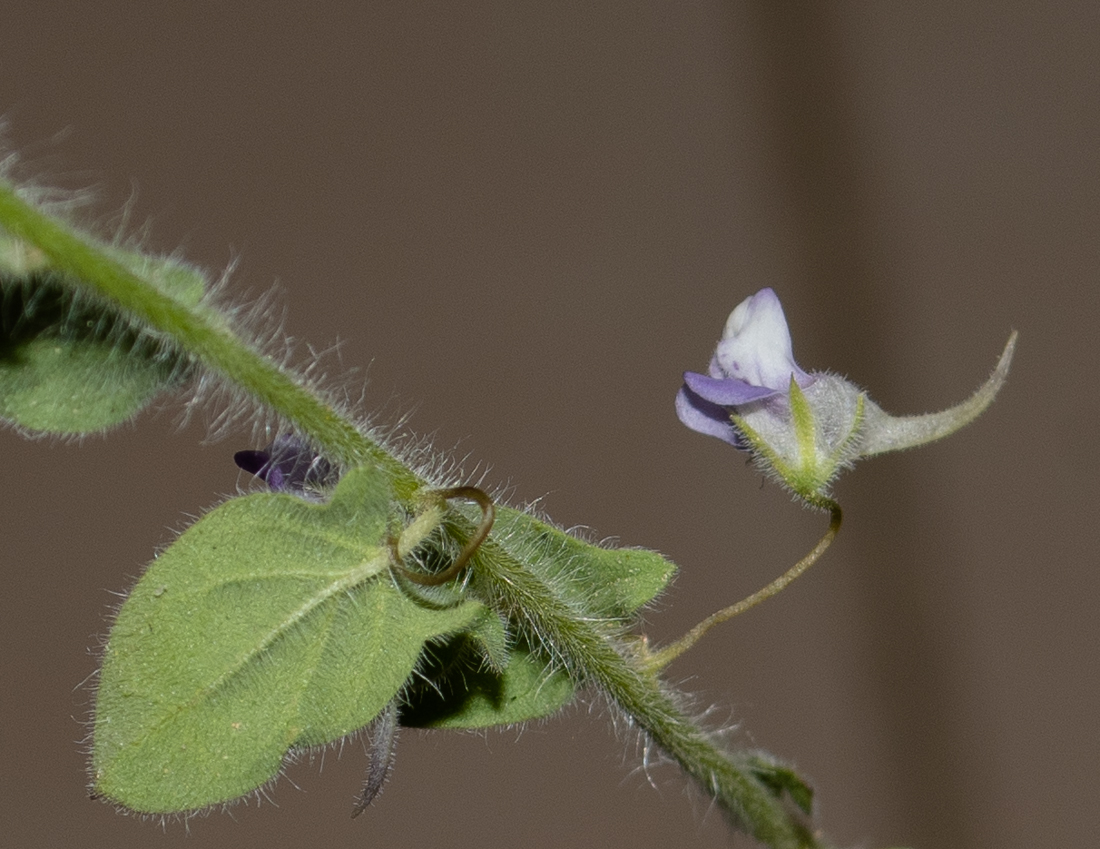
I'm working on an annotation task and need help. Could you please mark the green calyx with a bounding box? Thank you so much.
[733,377,866,506]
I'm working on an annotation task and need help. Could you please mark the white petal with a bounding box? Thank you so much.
[713,288,808,390]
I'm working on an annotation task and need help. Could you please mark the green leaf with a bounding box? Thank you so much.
[0,272,192,434]
[0,220,205,435]
[493,507,677,619]
[92,466,485,814]
[400,640,574,729]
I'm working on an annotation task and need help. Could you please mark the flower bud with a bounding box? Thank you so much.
[234,434,337,496]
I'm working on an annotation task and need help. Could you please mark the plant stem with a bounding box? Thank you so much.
[470,537,820,849]
[645,501,842,672]
[0,182,419,497]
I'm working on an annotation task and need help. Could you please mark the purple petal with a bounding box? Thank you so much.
[683,371,781,406]
[233,449,271,477]
[675,385,746,447]
[234,435,335,493]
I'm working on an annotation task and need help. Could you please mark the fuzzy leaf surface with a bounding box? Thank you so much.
[401,640,574,729]
[93,466,484,814]
[492,507,677,619]
[0,229,202,434]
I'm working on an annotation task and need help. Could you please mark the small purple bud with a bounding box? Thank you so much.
[234,435,336,494]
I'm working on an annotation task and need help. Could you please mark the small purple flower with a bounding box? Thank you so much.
[235,435,336,495]
[676,288,813,446]
[676,288,1017,503]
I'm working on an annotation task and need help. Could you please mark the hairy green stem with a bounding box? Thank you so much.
[469,537,819,849]
[0,182,418,496]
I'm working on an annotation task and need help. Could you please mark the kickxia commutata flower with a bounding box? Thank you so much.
[676,288,1016,505]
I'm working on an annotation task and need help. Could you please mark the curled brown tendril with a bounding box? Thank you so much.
[392,486,495,586]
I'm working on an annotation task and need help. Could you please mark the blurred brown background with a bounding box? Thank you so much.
[2,3,1095,848]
